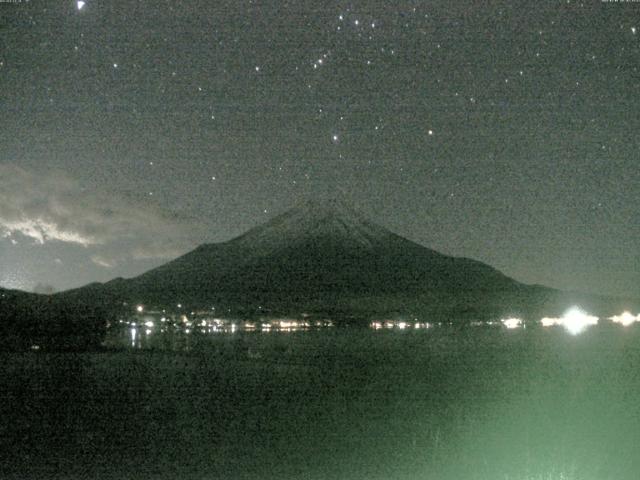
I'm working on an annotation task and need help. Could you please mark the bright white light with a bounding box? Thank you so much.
[77,1,85,10]
[136,305,144,313]
[609,311,639,327]
[632,27,637,35]
[541,317,561,327]
[397,322,408,330]
[501,317,522,329]
[428,129,433,135]
[562,307,599,335]
[540,308,598,334]
[144,320,154,328]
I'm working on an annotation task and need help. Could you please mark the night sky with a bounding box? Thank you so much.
[0,0,638,297]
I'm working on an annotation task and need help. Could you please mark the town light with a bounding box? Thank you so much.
[562,307,598,335]
[609,311,639,327]
[541,317,561,327]
[501,317,522,329]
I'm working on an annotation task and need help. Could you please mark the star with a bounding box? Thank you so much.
[632,27,637,35]
[77,1,85,10]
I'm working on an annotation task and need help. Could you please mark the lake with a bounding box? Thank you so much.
[2,324,639,479]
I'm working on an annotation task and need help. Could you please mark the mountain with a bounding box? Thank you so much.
[58,199,638,322]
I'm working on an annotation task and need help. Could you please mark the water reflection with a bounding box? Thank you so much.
[129,327,137,348]
[113,317,336,349]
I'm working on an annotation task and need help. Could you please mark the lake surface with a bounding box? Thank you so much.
[2,325,640,479]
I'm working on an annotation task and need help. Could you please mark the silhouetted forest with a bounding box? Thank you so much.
[0,290,109,351]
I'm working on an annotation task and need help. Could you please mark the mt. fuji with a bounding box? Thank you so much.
[58,199,636,322]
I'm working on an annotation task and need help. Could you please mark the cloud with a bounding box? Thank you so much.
[90,255,114,268]
[0,164,207,265]
[1,218,96,245]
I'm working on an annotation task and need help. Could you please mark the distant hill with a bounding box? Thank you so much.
[57,199,638,322]
[0,287,108,350]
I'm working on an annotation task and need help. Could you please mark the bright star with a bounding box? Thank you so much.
[77,1,85,10]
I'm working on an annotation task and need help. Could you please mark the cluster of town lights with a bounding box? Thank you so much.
[542,308,599,335]
[609,311,640,327]
[128,308,333,334]
[370,321,432,330]
[499,308,640,335]
[132,305,639,336]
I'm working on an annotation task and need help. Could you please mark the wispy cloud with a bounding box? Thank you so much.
[0,164,207,266]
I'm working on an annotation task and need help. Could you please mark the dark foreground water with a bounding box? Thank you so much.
[2,326,640,479]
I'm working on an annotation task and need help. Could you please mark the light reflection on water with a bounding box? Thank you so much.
[113,319,336,350]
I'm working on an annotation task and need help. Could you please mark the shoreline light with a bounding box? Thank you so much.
[609,311,640,327]
[541,317,561,327]
[541,307,598,335]
[501,317,522,329]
